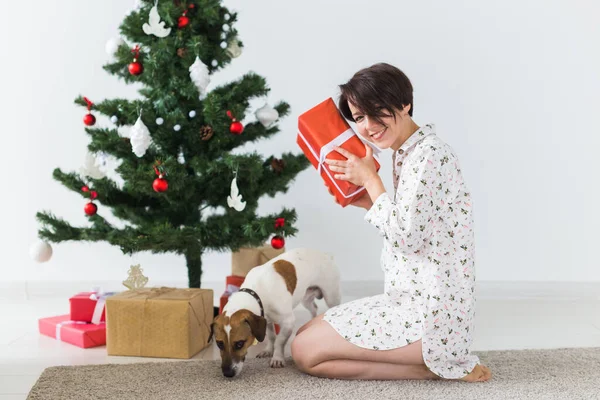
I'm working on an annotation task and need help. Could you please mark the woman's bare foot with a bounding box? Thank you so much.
[459,364,492,382]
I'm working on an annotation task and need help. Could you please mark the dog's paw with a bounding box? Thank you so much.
[270,358,285,368]
[256,350,273,358]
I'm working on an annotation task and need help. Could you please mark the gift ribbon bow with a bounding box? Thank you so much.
[56,320,87,342]
[89,287,118,325]
[224,284,240,296]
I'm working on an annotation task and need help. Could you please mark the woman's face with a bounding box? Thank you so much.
[347,102,405,150]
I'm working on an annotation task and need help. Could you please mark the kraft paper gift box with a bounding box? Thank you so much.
[69,290,117,324]
[105,287,213,359]
[38,315,106,348]
[297,97,381,207]
[231,244,285,277]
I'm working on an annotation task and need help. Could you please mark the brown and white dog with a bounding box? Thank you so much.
[209,248,341,378]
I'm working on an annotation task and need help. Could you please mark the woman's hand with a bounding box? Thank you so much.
[324,142,378,188]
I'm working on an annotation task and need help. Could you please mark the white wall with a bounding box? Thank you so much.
[5,0,599,285]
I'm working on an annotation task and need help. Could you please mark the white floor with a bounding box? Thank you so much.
[1,281,599,399]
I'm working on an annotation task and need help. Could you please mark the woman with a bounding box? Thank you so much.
[290,63,491,382]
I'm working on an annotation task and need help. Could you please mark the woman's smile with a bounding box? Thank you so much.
[370,128,387,141]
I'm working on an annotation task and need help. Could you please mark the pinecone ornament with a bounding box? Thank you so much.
[200,125,214,141]
[177,47,187,58]
[271,158,285,174]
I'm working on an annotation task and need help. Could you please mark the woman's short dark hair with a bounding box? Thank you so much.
[338,63,413,126]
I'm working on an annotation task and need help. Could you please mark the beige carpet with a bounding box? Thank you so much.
[27,347,600,400]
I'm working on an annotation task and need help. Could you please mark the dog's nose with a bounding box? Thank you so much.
[222,367,235,378]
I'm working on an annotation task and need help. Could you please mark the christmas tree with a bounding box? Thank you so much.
[34,0,309,288]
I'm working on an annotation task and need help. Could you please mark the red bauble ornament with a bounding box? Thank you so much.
[275,218,285,229]
[230,121,244,135]
[128,61,144,75]
[83,113,96,126]
[227,110,244,135]
[152,165,168,192]
[178,15,189,28]
[82,97,95,126]
[271,235,285,249]
[153,177,168,192]
[128,45,143,76]
[84,202,97,216]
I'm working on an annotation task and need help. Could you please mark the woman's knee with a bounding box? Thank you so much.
[297,314,325,336]
[291,331,316,372]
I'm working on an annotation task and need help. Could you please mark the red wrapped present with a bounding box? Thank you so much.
[297,97,381,207]
[219,275,245,314]
[219,275,280,334]
[38,315,106,348]
[69,290,118,324]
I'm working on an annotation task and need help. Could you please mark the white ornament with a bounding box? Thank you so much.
[177,149,185,164]
[211,60,218,67]
[95,152,108,168]
[189,57,211,96]
[142,4,171,38]
[255,103,279,127]
[132,0,143,11]
[189,110,196,118]
[173,124,181,131]
[30,240,53,263]
[110,115,118,123]
[222,24,230,31]
[94,151,121,178]
[224,13,230,21]
[130,115,152,157]
[221,32,227,39]
[220,41,227,49]
[156,117,164,125]
[226,41,242,58]
[105,37,125,56]
[80,152,106,179]
[227,175,246,211]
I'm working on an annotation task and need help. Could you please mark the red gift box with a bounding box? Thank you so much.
[38,315,106,348]
[70,291,117,324]
[219,275,280,334]
[70,292,105,324]
[219,275,245,314]
[297,97,381,207]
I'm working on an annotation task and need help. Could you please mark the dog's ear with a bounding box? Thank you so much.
[245,313,267,342]
[208,322,214,343]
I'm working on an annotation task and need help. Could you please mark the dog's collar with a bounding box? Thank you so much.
[238,288,264,317]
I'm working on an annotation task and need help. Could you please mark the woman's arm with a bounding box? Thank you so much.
[364,146,456,253]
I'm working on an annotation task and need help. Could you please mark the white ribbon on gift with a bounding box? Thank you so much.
[56,320,87,342]
[89,287,118,325]
[297,128,381,199]
[224,284,240,296]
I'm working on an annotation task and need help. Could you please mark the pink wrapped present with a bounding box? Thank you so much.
[38,315,106,348]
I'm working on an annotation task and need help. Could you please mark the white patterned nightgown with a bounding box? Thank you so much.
[323,123,480,379]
